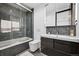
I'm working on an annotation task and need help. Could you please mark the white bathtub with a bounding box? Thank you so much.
[0,37,32,50]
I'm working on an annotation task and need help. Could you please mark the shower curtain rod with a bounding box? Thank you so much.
[16,3,32,12]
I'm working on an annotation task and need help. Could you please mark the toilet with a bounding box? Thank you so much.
[29,40,40,52]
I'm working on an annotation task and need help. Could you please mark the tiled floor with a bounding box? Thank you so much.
[17,49,46,56]
[17,50,34,56]
[30,49,46,56]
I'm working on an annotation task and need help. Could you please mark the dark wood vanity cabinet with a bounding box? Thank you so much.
[41,37,79,56]
[41,37,54,56]
[41,37,53,49]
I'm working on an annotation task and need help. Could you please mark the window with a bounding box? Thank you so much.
[12,21,20,31]
[56,9,71,26]
[1,19,20,33]
[1,20,11,33]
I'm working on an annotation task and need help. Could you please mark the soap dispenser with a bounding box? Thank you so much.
[48,32,51,34]
[70,29,74,36]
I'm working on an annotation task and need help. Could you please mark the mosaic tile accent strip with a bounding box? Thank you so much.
[46,25,76,36]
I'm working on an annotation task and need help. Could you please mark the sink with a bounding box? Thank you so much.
[43,34,79,40]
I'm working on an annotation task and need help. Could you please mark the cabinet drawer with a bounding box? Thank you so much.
[55,39,71,45]
[41,37,54,49]
[54,39,71,53]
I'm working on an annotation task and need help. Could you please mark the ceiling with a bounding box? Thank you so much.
[21,3,70,13]
[21,3,44,9]
[8,3,46,12]
[8,3,28,12]
[8,3,70,13]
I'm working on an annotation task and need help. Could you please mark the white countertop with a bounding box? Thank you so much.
[41,34,79,43]
[0,37,32,50]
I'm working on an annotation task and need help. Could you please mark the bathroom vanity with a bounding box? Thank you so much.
[41,34,79,56]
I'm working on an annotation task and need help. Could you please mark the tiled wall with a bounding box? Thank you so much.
[26,12,33,38]
[46,25,76,36]
[0,4,33,41]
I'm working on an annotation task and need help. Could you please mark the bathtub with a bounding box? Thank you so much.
[0,37,33,56]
